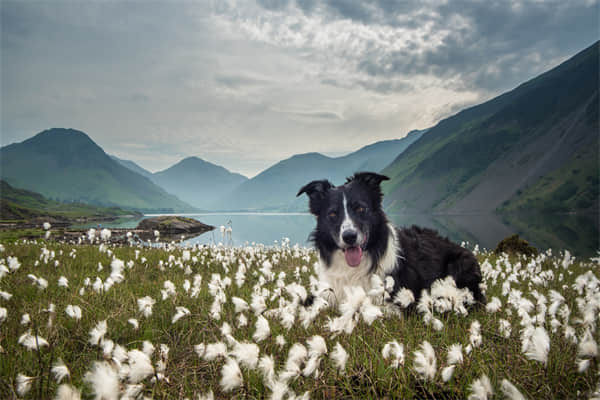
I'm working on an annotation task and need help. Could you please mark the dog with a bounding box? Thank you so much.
[297,172,485,307]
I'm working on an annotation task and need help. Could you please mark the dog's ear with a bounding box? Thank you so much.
[347,172,390,187]
[297,180,333,215]
[347,172,390,204]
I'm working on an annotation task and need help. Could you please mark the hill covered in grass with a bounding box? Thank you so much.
[217,130,426,211]
[0,180,139,222]
[0,128,194,213]
[382,41,599,214]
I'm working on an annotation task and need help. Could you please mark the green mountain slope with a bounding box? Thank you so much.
[0,128,194,212]
[111,156,154,179]
[215,130,426,211]
[151,157,248,210]
[0,180,137,221]
[382,41,599,214]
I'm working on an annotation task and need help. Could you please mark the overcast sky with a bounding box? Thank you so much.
[1,0,598,177]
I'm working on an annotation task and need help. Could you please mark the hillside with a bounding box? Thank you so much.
[151,157,248,210]
[0,180,138,221]
[382,41,599,214]
[214,130,425,211]
[111,156,154,179]
[0,128,194,213]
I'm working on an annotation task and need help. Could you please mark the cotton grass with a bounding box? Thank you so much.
[1,239,599,398]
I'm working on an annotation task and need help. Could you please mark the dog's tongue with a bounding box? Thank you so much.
[344,246,363,267]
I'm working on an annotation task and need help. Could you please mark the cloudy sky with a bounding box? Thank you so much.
[1,0,598,177]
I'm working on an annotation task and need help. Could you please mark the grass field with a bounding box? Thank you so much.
[0,233,598,399]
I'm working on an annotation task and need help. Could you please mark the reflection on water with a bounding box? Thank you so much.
[85,212,599,258]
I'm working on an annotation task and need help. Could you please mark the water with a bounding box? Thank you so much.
[90,212,599,258]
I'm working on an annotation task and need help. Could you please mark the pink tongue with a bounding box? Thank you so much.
[344,246,363,267]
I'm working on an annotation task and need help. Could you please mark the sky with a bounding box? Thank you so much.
[1,1,598,178]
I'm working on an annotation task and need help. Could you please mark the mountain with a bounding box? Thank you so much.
[111,156,153,179]
[0,128,194,212]
[0,180,138,221]
[214,130,426,211]
[151,157,248,210]
[382,41,599,214]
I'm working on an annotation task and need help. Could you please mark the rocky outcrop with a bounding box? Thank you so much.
[136,216,214,237]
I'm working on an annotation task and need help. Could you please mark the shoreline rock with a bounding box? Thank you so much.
[136,216,214,237]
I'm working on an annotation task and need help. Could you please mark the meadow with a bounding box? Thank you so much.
[0,230,598,399]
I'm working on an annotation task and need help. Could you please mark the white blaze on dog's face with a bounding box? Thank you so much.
[336,193,367,266]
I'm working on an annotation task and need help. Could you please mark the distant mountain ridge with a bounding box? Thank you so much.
[214,130,426,211]
[150,157,248,210]
[111,156,153,179]
[382,41,599,214]
[0,128,194,212]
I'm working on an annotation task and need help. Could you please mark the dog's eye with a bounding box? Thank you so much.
[328,211,337,219]
[356,206,366,214]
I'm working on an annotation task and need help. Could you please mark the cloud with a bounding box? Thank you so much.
[1,0,597,177]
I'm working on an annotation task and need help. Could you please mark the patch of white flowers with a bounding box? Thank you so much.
[2,239,599,398]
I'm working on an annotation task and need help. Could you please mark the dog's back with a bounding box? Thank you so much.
[391,225,485,303]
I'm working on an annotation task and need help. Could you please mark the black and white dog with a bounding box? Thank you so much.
[297,172,485,306]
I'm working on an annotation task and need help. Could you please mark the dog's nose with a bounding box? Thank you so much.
[342,230,358,245]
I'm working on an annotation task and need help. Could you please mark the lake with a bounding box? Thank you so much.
[90,212,599,258]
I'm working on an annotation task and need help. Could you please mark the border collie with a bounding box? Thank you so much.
[297,172,485,307]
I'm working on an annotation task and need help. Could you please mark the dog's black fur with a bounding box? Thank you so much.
[298,172,485,305]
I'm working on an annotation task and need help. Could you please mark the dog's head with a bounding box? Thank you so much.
[297,172,389,268]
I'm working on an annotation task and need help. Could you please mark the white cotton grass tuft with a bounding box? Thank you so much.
[16,373,34,396]
[58,276,69,288]
[382,341,405,368]
[66,305,82,320]
[127,349,154,383]
[275,335,286,348]
[220,357,243,392]
[51,358,70,383]
[100,228,111,241]
[137,296,155,318]
[18,330,49,350]
[441,365,456,382]
[142,340,155,358]
[468,374,494,400]
[197,390,215,400]
[204,342,227,361]
[128,318,139,330]
[447,343,463,365]
[360,300,383,325]
[577,330,598,358]
[284,343,308,373]
[413,340,436,381]
[232,296,249,313]
[501,379,526,400]
[469,320,482,348]
[55,384,82,400]
[306,335,327,358]
[258,354,276,386]
[253,315,271,342]
[89,320,108,345]
[84,361,119,400]
[171,306,191,324]
[330,342,349,373]
[230,341,260,369]
[485,296,502,313]
[523,326,550,365]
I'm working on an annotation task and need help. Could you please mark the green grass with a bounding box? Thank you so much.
[0,239,598,399]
